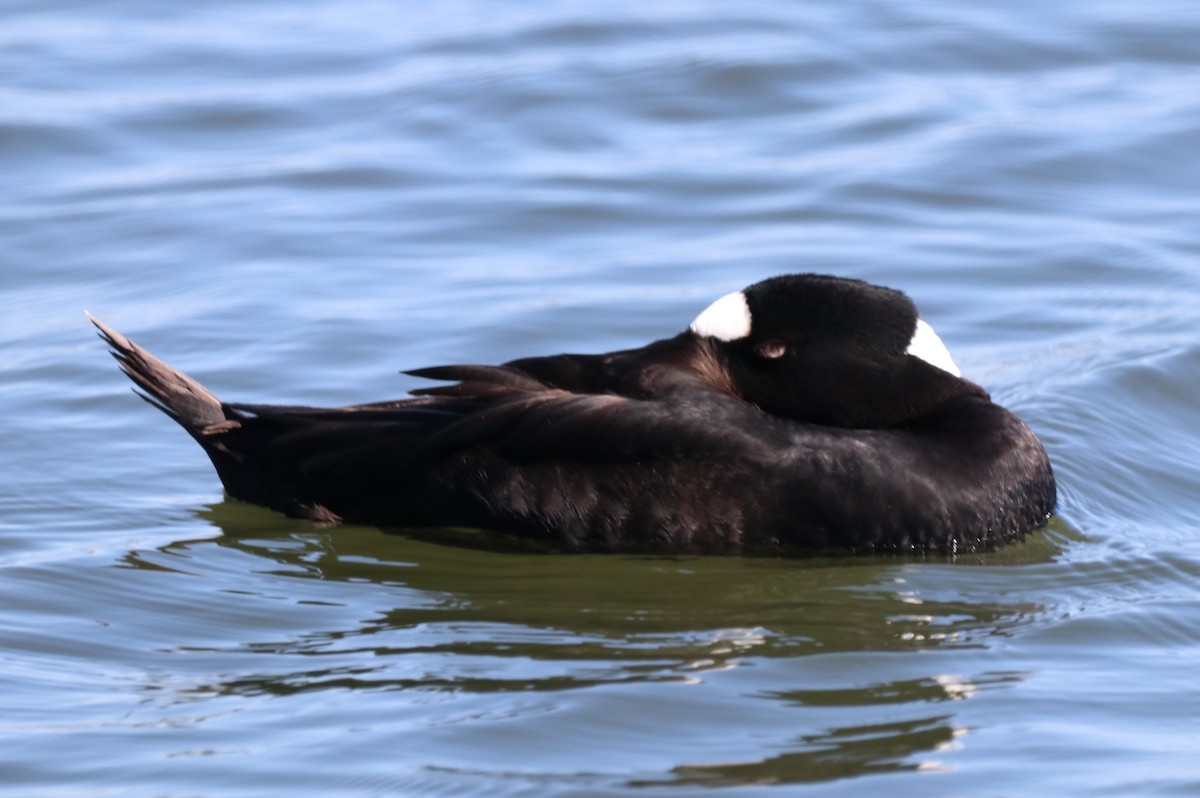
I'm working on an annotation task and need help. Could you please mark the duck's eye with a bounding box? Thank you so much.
[755,339,788,359]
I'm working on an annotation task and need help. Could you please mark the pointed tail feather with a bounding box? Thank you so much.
[87,313,367,522]
[87,312,228,434]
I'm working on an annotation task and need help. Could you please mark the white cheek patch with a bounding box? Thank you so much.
[689,290,752,341]
[907,319,962,377]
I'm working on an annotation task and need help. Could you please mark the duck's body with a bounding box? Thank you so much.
[92,274,1055,552]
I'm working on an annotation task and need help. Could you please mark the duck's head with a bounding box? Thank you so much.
[687,274,984,427]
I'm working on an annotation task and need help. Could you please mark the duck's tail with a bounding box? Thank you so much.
[88,313,322,517]
[87,312,231,437]
[87,314,436,525]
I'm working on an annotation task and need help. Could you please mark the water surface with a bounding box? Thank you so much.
[3,1,1200,795]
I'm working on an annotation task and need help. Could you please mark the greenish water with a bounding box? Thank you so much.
[3,1,1200,795]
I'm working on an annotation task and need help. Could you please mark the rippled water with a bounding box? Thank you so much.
[4,1,1200,795]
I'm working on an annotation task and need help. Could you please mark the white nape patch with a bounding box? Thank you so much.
[689,291,752,341]
[907,319,962,377]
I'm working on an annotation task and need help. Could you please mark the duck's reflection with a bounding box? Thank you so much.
[642,715,963,787]
[122,503,1064,660]
[118,501,1068,787]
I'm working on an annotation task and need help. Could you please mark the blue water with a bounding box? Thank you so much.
[3,1,1200,795]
